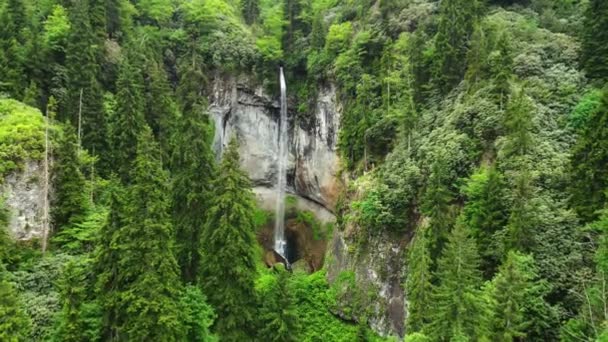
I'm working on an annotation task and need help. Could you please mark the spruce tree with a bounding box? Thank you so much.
[199,137,258,340]
[144,62,179,161]
[433,0,480,93]
[464,25,488,90]
[53,259,101,342]
[98,128,183,340]
[581,0,608,82]
[491,33,513,110]
[461,167,507,277]
[241,0,260,25]
[172,73,216,283]
[0,0,25,98]
[110,57,146,182]
[258,266,299,342]
[94,178,125,340]
[488,251,550,342]
[428,218,489,341]
[506,169,535,252]
[0,263,31,341]
[502,86,534,159]
[421,159,455,259]
[64,0,108,163]
[405,226,433,332]
[52,124,89,231]
[571,88,608,222]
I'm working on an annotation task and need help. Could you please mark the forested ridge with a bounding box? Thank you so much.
[1,0,608,341]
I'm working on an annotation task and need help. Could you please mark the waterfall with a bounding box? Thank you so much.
[274,67,288,259]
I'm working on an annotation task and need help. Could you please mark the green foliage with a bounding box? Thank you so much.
[110,57,147,182]
[51,124,89,232]
[42,5,70,53]
[52,258,101,342]
[487,251,556,341]
[178,285,217,342]
[461,167,507,276]
[172,66,216,283]
[0,263,32,341]
[0,99,45,178]
[256,0,285,63]
[570,88,608,222]
[405,226,433,332]
[97,128,184,341]
[581,0,608,81]
[433,0,480,93]
[290,270,359,340]
[427,218,489,341]
[256,266,299,341]
[199,138,258,340]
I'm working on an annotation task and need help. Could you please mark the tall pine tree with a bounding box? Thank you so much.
[257,265,299,341]
[571,87,608,222]
[52,124,89,231]
[64,0,108,159]
[433,0,480,93]
[110,56,146,182]
[172,67,216,283]
[581,0,608,82]
[199,138,258,340]
[405,225,433,332]
[98,128,183,340]
[427,218,489,341]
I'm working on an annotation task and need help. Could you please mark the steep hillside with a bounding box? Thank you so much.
[1,0,608,341]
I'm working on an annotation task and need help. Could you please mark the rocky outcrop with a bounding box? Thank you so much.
[208,74,341,211]
[3,160,46,240]
[327,227,407,338]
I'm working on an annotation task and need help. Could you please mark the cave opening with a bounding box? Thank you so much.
[285,228,300,264]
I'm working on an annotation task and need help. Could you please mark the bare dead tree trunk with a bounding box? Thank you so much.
[77,88,83,152]
[41,112,50,253]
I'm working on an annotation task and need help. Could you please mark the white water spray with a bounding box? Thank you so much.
[274,67,288,258]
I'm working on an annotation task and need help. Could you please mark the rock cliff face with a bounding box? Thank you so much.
[208,74,340,215]
[208,74,406,338]
[3,161,46,240]
[327,227,407,338]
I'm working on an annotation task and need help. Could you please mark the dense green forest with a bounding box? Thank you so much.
[1,0,608,340]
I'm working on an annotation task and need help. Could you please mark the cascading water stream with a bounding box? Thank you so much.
[274,67,288,259]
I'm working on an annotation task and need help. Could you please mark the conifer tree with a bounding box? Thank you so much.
[94,178,125,340]
[52,124,89,231]
[571,88,608,222]
[110,57,146,182]
[405,226,433,332]
[428,218,489,341]
[98,128,183,340]
[506,169,535,252]
[258,265,299,341]
[461,167,507,277]
[53,259,101,342]
[502,87,534,160]
[145,62,179,161]
[106,0,122,39]
[491,33,513,110]
[433,0,480,93]
[464,25,488,90]
[172,67,216,283]
[64,0,108,163]
[421,159,455,259]
[581,0,608,82]
[488,251,551,342]
[0,0,25,98]
[241,0,260,25]
[0,263,31,341]
[199,137,258,340]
